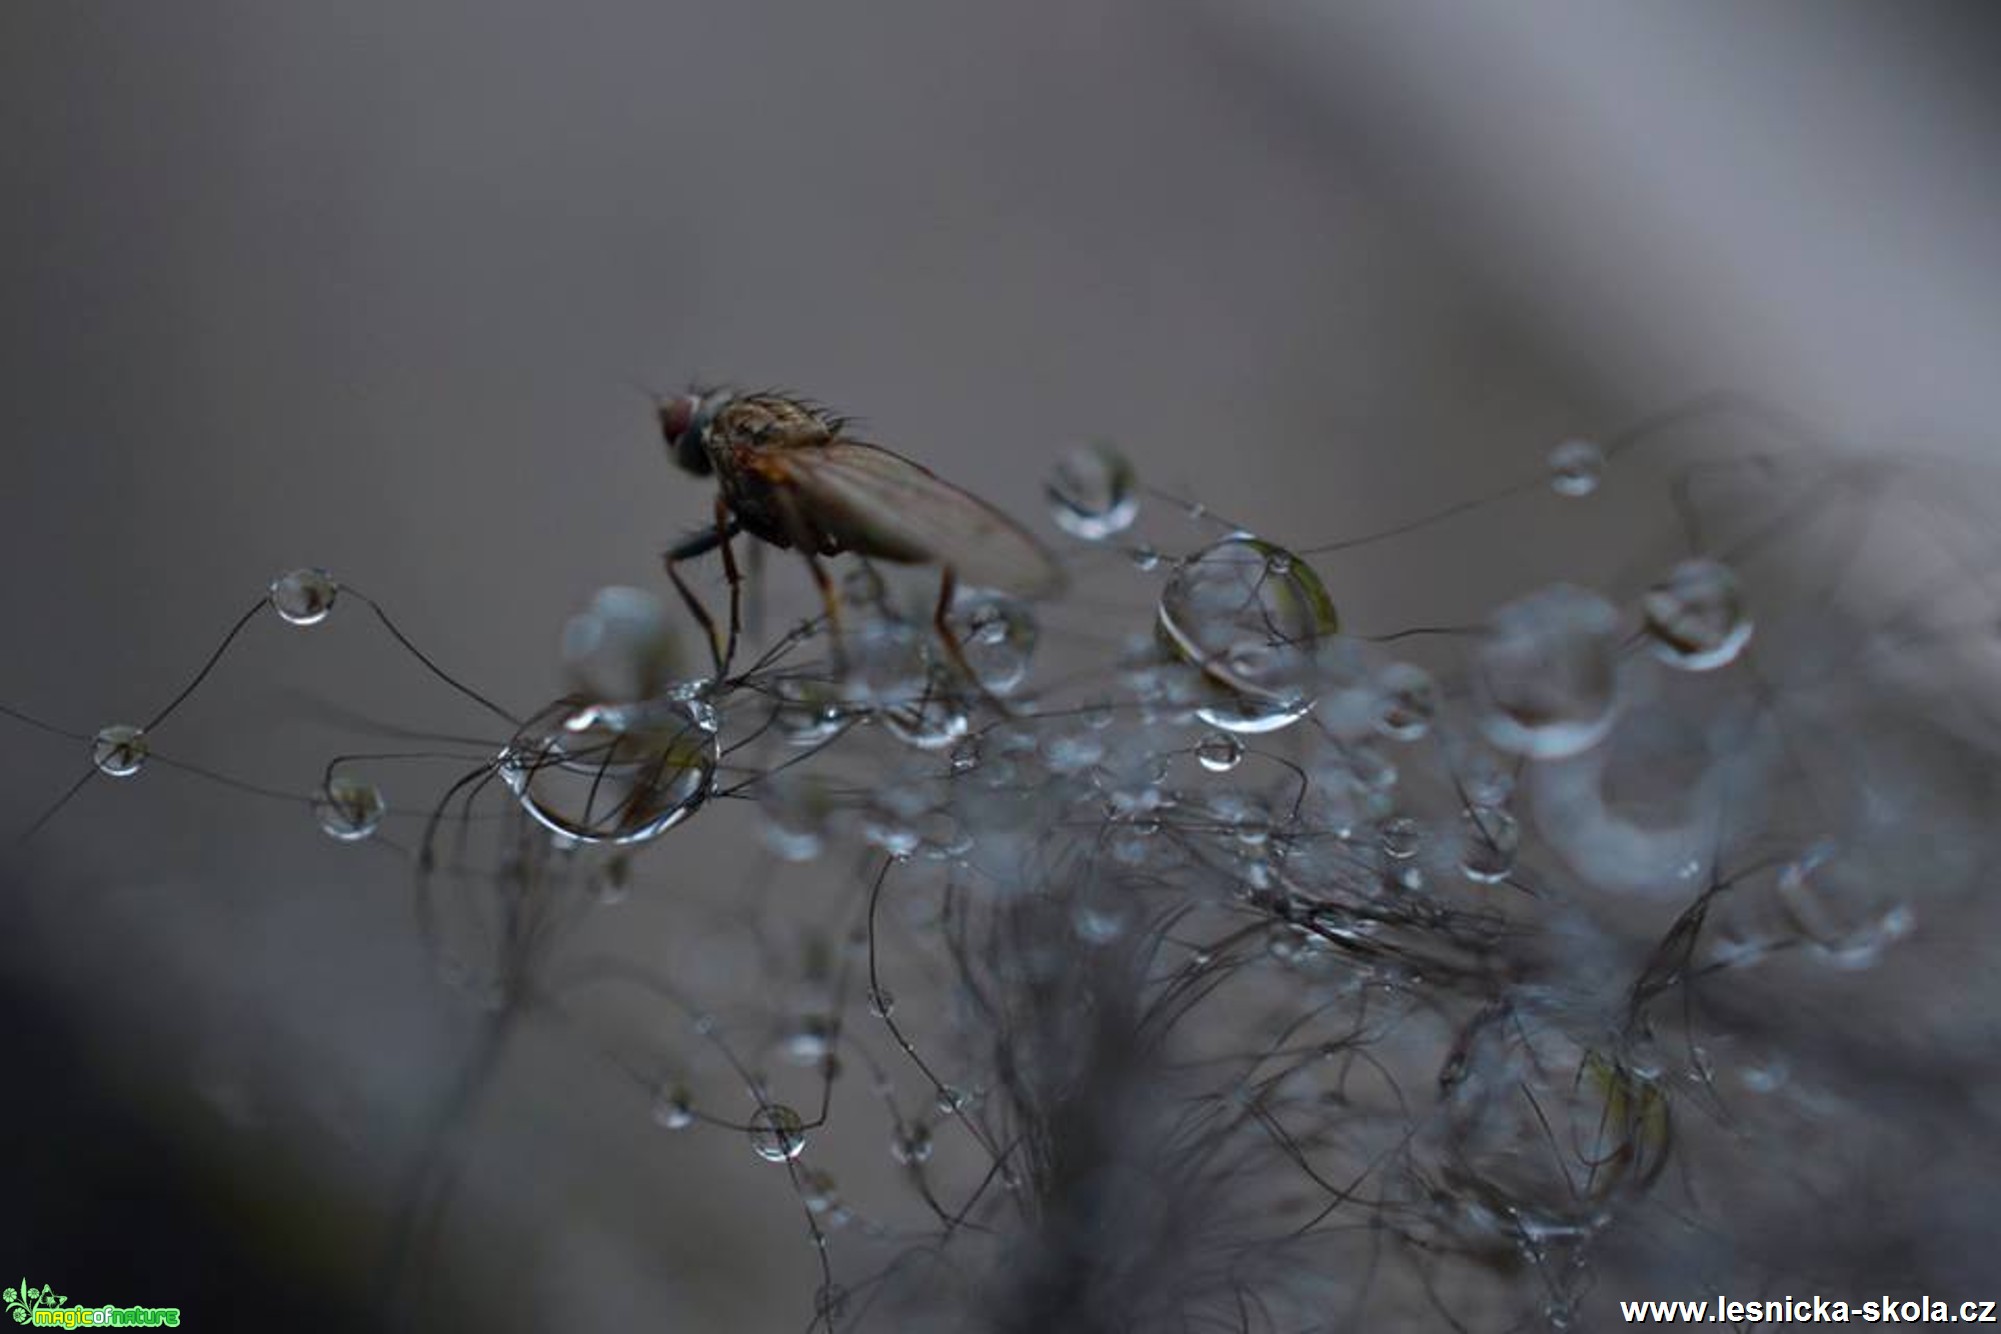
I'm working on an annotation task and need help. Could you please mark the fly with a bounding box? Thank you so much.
[657,389,1065,688]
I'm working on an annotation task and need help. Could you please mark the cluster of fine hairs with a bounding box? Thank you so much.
[11,396,2001,1331]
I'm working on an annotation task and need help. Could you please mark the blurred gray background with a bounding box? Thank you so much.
[5,2,2000,1329]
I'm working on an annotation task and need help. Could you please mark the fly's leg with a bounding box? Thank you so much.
[663,515,742,677]
[932,567,1010,714]
[714,495,745,677]
[802,552,847,675]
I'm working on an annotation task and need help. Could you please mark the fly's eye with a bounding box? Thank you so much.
[660,394,712,476]
[658,394,698,445]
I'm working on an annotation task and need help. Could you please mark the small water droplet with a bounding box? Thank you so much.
[1129,544,1162,572]
[269,567,338,625]
[748,1104,807,1162]
[651,1086,696,1130]
[1380,816,1422,860]
[1457,805,1520,883]
[758,772,835,862]
[868,987,896,1020]
[890,1122,934,1166]
[90,724,148,778]
[314,775,385,842]
[1547,439,1605,498]
[1374,662,1438,742]
[1194,731,1245,773]
[1047,443,1139,540]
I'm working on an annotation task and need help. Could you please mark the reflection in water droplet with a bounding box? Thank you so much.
[1046,442,1139,540]
[90,724,148,778]
[314,775,385,842]
[269,567,339,626]
[500,697,717,846]
[1642,558,1753,671]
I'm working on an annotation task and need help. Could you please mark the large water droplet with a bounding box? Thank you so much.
[91,724,148,778]
[1473,585,1623,758]
[269,567,338,626]
[748,1104,807,1162]
[1642,558,1752,671]
[1547,439,1605,498]
[560,585,678,702]
[1046,442,1139,540]
[315,775,385,842]
[1156,535,1336,735]
[500,697,716,845]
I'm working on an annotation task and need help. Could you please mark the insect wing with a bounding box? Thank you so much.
[786,441,1066,597]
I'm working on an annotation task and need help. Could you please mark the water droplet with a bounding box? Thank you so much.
[840,621,930,708]
[890,1122,933,1166]
[784,1015,835,1065]
[1129,544,1163,572]
[269,567,338,625]
[90,724,148,778]
[943,591,1038,695]
[859,789,926,858]
[1547,439,1605,498]
[868,987,897,1019]
[1156,536,1336,735]
[758,772,836,862]
[748,1104,807,1162]
[948,735,982,772]
[314,775,385,842]
[1642,558,1753,671]
[500,697,717,845]
[1042,729,1104,774]
[879,689,971,752]
[773,677,846,747]
[1775,843,1914,969]
[1457,805,1520,883]
[1380,816,1422,860]
[1046,442,1139,540]
[650,1086,696,1130]
[935,1085,971,1116]
[559,585,678,702]
[1473,585,1623,758]
[1194,731,1245,773]
[1374,662,1438,742]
